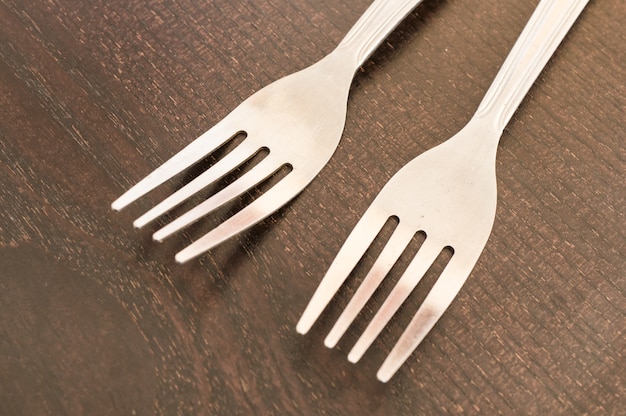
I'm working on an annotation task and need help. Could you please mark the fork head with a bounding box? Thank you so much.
[112,52,356,262]
[297,117,500,382]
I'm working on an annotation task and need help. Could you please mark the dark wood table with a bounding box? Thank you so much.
[1,0,624,414]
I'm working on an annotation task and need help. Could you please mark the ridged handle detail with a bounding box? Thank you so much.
[336,0,425,69]
[475,0,589,133]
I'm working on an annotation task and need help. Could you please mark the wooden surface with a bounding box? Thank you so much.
[1,0,624,414]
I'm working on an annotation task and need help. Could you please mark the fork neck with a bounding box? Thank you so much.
[474,0,588,134]
[334,0,425,71]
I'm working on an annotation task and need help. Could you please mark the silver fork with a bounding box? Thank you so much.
[297,0,589,382]
[111,0,425,263]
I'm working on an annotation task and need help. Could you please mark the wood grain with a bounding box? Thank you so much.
[1,0,624,414]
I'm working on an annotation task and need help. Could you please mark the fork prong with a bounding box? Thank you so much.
[376,255,471,382]
[133,140,259,228]
[347,239,442,364]
[296,206,390,335]
[324,224,415,348]
[111,118,240,211]
[153,154,281,242]
[174,171,307,263]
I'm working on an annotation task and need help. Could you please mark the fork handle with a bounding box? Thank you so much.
[475,0,589,133]
[336,0,425,69]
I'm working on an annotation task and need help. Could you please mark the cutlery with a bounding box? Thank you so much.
[297,0,589,382]
[112,0,425,263]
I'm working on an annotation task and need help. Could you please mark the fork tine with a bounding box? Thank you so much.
[376,255,471,382]
[296,206,390,335]
[153,154,281,242]
[347,239,442,364]
[174,171,307,263]
[324,224,415,348]
[133,139,260,228]
[111,118,240,211]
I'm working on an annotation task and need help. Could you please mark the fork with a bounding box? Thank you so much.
[111,0,426,263]
[297,0,589,382]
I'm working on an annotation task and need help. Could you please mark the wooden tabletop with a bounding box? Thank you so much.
[1,0,624,414]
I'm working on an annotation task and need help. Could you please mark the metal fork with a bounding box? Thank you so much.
[111,0,425,263]
[297,0,589,382]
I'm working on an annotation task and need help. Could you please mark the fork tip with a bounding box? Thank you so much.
[376,366,395,383]
[347,351,360,364]
[112,193,134,211]
[111,200,124,211]
[323,334,339,349]
[295,321,308,335]
[133,218,148,229]
[174,252,190,264]
[152,229,167,242]
[376,373,391,383]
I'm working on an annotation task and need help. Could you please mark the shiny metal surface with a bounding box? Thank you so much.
[112,0,425,263]
[297,0,589,382]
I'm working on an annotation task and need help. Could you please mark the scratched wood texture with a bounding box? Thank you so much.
[0,0,624,414]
